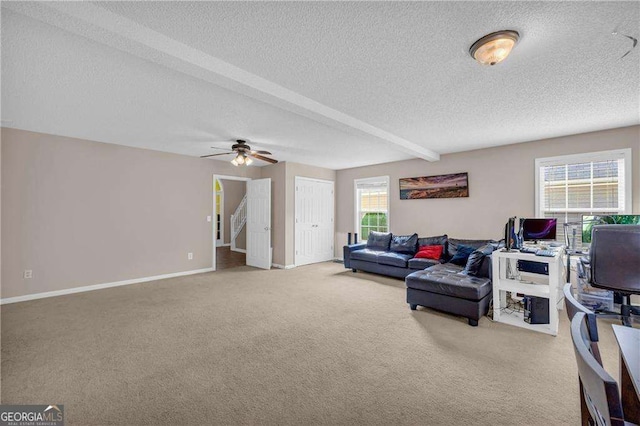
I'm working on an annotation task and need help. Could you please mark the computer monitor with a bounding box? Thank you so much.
[520,218,557,242]
[582,215,640,244]
[503,216,516,251]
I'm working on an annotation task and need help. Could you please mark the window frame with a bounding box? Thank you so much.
[534,148,632,220]
[354,176,390,242]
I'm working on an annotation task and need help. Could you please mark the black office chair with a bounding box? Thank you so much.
[584,225,640,327]
[564,284,605,425]
[570,312,630,426]
[563,283,601,363]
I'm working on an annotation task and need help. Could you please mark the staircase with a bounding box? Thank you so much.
[230,194,247,252]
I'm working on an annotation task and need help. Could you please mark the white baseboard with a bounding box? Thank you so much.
[0,267,215,305]
[272,263,296,270]
[230,248,246,253]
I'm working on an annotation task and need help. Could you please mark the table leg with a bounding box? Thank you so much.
[621,353,640,424]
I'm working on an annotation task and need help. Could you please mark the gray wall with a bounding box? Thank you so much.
[4,125,637,297]
[1,128,260,298]
[335,125,640,257]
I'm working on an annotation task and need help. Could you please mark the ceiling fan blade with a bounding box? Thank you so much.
[200,152,234,158]
[251,150,272,155]
[249,153,278,164]
[209,146,234,151]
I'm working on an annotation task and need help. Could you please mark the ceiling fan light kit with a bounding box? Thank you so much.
[200,139,277,166]
[470,30,520,66]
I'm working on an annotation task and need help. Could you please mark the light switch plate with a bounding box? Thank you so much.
[207,216,212,222]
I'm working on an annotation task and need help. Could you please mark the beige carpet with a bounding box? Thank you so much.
[1,262,622,425]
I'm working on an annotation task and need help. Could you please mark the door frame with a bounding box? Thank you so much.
[215,178,225,247]
[294,176,335,267]
[212,174,252,270]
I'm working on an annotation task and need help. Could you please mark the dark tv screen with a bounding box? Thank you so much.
[521,218,557,241]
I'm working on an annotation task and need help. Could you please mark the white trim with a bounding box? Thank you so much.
[354,176,390,240]
[0,268,214,305]
[231,248,246,254]
[534,149,632,217]
[272,263,296,270]
[295,176,334,184]
[215,178,225,247]
[213,174,252,270]
[214,174,252,182]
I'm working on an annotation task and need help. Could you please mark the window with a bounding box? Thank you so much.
[355,176,389,241]
[535,149,632,243]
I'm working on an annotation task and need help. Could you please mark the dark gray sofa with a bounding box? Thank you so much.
[343,234,447,278]
[343,233,499,326]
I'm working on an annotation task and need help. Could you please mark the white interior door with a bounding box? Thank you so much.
[246,178,271,269]
[295,177,334,266]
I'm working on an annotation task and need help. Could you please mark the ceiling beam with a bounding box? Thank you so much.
[3,2,440,161]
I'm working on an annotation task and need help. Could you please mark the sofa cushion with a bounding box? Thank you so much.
[378,252,412,268]
[390,233,418,254]
[450,244,476,266]
[350,248,382,263]
[366,231,392,251]
[448,238,493,260]
[463,244,495,276]
[418,235,448,252]
[405,264,492,301]
[408,257,440,270]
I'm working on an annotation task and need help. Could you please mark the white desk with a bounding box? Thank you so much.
[491,249,566,335]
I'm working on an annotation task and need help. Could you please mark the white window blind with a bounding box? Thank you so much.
[535,149,632,243]
[354,177,389,241]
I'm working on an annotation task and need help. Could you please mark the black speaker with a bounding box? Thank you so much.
[523,296,549,324]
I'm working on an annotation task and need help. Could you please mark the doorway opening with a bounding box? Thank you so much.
[215,179,224,247]
[212,175,251,271]
[212,175,272,271]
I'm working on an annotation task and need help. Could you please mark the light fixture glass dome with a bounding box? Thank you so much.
[470,30,519,66]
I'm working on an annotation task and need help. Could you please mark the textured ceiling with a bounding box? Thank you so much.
[2,2,639,169]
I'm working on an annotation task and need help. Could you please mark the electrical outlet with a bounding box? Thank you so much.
[23,270,33,279]
[188,253,193,260]
[207,216,212,222]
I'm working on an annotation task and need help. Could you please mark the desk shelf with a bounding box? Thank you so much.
[495,309,560,336]
[492,249,566,336]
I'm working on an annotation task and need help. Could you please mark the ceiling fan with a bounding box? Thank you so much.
[200,139,278,166]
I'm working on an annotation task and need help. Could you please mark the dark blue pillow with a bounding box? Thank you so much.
[463,244,495,276]
[390,233,418,254]
[450,244,475,266]
[366,231,392,251]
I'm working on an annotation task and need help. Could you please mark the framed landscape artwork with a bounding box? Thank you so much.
[399,172,469,199]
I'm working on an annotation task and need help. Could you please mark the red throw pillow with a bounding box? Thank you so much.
[415,245,443,260]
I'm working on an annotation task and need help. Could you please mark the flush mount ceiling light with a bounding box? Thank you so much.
[470,30,520,66]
